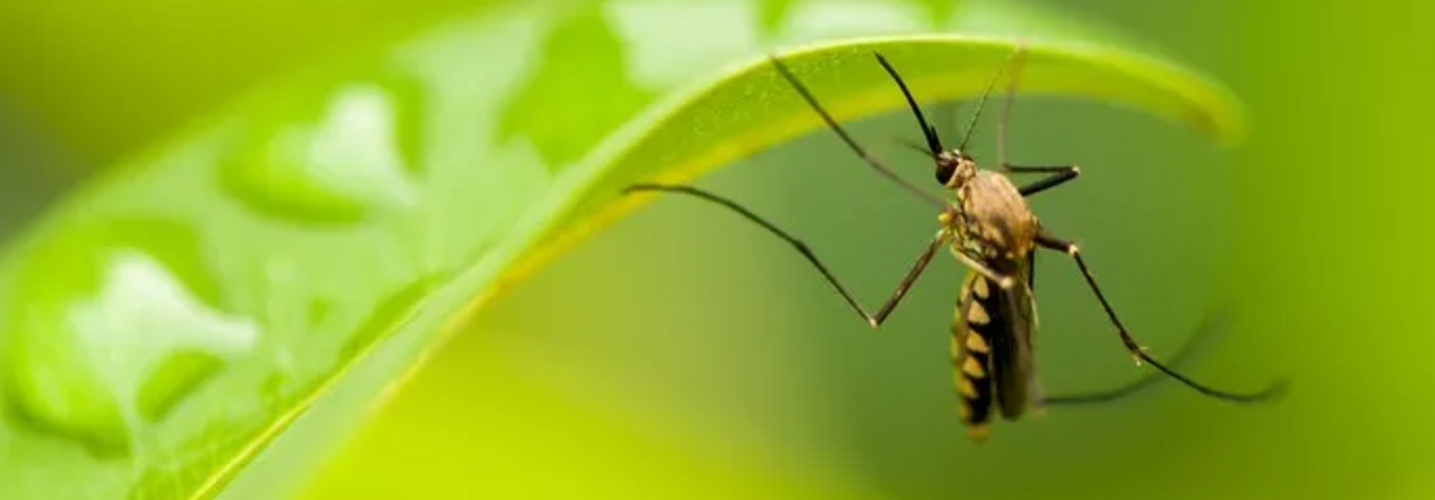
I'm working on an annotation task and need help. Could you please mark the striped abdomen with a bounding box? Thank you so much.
[951,259,1037,442]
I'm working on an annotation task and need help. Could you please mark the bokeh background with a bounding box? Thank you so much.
[1,1,1430,499]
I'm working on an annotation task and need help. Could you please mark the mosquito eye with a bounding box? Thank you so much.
[935,162,956,185]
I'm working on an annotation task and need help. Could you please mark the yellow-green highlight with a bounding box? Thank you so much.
[0,0,1431,499]
[300,1,1435,500]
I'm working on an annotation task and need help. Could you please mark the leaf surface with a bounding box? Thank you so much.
[0,1,1244,498]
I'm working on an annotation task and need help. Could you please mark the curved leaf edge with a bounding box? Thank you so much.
[0,34,1246,500]
[462,32,1247,335]
[385,31,1248,430]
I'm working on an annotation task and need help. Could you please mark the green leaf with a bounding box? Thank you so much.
[0,0,1244,498]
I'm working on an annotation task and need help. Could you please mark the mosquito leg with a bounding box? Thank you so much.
[868,229,951,326]
[1034,231,1287,403]
[768,55,946,209]
[624,183,947,329]
[990,45,1081,199]
[1040,311,1229,406]
[1006,164,1081,197]
[1026,248,1036,291]
[996,44,1029,167]
[949,248,1016,290]
[951,46,1028,153]
[1005,165,1074,173]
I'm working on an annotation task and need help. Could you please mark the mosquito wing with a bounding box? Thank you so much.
[991,256,1038,420]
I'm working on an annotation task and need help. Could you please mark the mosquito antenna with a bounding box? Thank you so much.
[894,138,940,160]
[768,54,946,209]
[957,47,1026,152]
[873,53,943,156]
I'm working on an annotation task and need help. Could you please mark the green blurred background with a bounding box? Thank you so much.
[1,0,1430,499]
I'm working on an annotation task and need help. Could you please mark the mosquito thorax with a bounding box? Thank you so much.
[960,171,1039,259]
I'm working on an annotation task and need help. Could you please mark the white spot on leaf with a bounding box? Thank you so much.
[68,251,260,421]
[273,84,419,209]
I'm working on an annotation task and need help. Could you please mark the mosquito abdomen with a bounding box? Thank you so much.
[953,273,996,442]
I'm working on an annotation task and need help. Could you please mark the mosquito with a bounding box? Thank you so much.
[622,46,1285,441]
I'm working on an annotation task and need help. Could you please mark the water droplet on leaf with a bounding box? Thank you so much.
[221,74,426,224]
[2,218,259,454]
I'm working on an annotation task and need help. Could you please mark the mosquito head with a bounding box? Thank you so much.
[935,150,978,189]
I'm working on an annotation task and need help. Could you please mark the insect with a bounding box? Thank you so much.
[623,46,1285,441]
